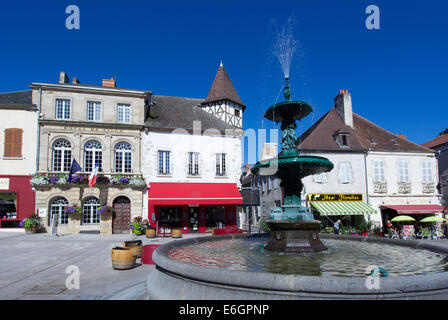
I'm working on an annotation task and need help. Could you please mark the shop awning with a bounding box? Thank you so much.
[148,182,243,205]
[380,205,446,215]
[311,201,377,216]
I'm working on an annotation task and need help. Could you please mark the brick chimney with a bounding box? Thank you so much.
[59,71,69,84]
[334,89,353,128]
[102,77,116,88]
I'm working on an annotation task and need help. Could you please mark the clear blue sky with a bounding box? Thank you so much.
[0,0,447,149]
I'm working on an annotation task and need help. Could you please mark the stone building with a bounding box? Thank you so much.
[297,90,443,229]
[423,129,448,207]
[29,72,150,234]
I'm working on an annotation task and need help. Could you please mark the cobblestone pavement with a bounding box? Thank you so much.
[0,231,209,300]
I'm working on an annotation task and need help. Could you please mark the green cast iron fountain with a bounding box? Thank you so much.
[251,77,334,252]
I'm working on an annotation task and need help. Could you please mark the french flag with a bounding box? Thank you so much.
[89,162,99,188]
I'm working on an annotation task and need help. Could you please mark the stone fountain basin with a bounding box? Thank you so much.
[251,155,334,178]
[146,234,448,300]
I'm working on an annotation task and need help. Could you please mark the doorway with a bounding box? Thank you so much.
[189,207,199,232]
[113,196,131,234]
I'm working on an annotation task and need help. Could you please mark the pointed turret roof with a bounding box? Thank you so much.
[203,63,246,109]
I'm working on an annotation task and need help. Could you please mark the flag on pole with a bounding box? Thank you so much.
[68,159,82,184]
[89,162,99,188]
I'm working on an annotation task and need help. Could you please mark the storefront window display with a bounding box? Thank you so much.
[206,206,225,231]
[160,207,182,229]
[0,193,17,219]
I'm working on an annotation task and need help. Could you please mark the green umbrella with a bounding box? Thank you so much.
[391,215,415,222]
[420,216,445,223]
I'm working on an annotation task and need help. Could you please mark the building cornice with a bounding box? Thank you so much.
[39,119,144,131]
[29,83,151,98]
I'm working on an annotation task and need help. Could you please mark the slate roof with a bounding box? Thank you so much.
[297,107,434,153]
[203,64,245,108]
[0,90,33,106]
[145,95,237,133]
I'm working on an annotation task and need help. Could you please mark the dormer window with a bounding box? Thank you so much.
[369,138,376,144]
[391,139,398,146]
[333,132,350,148]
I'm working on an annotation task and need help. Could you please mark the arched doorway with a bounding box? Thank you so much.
[113,196,131,234]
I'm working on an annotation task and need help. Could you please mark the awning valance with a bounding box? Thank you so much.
[380,205,446,215]
[148,182,243,205]
[311,201,377,216]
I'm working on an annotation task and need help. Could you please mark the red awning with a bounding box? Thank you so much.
[380,205,446,215]
[148,183,243,205]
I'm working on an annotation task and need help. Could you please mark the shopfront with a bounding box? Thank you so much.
[307,193,377,228]
[0,175,35,228]
[148,183,243,233]
[380,204,446,227]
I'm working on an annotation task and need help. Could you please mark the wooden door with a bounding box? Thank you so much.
[113,198,131,234]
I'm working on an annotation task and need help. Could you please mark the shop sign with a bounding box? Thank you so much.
[308,194,363,202]
[0,178,10,190]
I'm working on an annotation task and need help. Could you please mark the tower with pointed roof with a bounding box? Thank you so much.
[201,62,245,128]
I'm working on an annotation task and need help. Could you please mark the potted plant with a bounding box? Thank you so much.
[129,216,143,235]
[22,214,40,233]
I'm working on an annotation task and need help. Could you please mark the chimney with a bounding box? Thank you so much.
[59,71,69,84]
[334,89,353,128]
[72,77,80,84]
[102,77,116,88]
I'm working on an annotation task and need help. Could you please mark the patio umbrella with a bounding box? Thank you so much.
[420,216,445,223]
[391,215,415,222]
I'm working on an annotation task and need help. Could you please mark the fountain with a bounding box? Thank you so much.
[251,76,333,253]
[141,19,448,301]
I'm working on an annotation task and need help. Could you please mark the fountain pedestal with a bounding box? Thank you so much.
[265,220,327,253]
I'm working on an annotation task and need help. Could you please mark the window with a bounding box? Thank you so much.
[87,101,101,121]
[158,151,170,175]
[117,104,131,123]
[82,197,100,224]
[313,172,327,184]
[50,197,69,225]
[398,160,410,183]
[56,99,70,119]
[274,178,280,189]
[373,160,385,183]
[334,133,350,148]
[422,160,433,183]
[188,152,199,176]
[3,128,22,157]
[114,142,132,173]
[216,153,226,176]
[235,109,240,117]
[84,140,103,173]
[52,139,71,172]
[339,162,352,184]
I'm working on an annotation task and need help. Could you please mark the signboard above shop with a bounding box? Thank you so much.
[307,194,363,202]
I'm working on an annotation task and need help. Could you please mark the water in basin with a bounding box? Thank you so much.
[168,237,448,277]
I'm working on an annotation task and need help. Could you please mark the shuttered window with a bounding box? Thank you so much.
[4,128,23,157]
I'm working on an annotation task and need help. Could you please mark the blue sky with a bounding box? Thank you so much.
[0,0,447,152]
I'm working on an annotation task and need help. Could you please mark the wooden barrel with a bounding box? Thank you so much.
[111,247,136,270]
[171,228,182,238]
[123,240,143,258]
[146,228,156,238]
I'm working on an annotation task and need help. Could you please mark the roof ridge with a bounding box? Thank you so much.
[353,112,433,152]
[0,89,32,95]
[152,94,204,101]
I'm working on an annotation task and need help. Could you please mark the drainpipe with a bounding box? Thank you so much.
[35,88,42,173]
[364,150,371,225]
